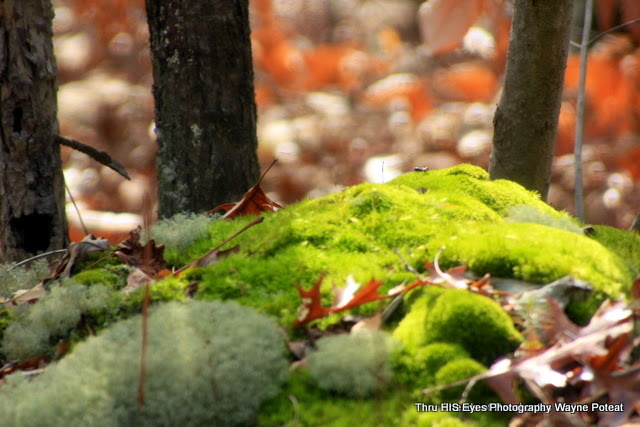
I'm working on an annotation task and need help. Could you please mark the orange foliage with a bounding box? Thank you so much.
[433,62,498,102]
[252,0,388,91]
[618,145,640,179]
[564,39,640,139]
[364,75,433,121]
[555,102,576,156]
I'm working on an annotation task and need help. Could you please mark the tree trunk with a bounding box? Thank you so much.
[146,0,261,218]
[0,0,68,262]
[489,0,574,200]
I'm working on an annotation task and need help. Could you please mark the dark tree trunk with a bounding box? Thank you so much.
[145,0,261,218]
[489,0,574,200]
[0,0,68,262]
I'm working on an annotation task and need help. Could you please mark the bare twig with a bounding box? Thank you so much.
[56,134,130,180]
[8,249,68,270]
[64,180,89,235]
[573,0,593,222]
[173,216,264,275]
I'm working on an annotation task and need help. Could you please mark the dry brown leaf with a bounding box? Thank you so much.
[114,226,166,277]
[209,160,282,219]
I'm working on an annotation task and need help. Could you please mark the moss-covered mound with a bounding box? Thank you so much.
[154,164,639,327]
[3,164,639,426]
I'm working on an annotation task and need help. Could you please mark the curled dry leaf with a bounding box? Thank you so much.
[115,226,166,278]
[209,160,282,219]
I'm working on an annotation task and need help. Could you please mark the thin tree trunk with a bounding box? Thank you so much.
[0,0,68,262]
[146,0,261,218]
[489,0,574,200]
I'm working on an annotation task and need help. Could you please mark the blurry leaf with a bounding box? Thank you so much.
[350,312,383,334]
[209,160,282,219]
[115,226,166,277]
[294,275,331,327]
[53,234,111,279]
[0,283,48,308]
[595,0,618,31]
[122,268,154,293]
[418,0,485,55]
[0,355,47,381]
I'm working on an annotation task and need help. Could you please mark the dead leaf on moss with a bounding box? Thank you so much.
[114,226,166,277]
[122,268,154,293]
[0,235,110,308]
[53,234,111,280]
[350,312,382,334]
[0,282,48,308]
[209,160,282,219]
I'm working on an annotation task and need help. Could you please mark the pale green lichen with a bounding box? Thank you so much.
[307,330,399,397]
[0,259,50,299]
[0,300,288,427]
[1,282,112,360]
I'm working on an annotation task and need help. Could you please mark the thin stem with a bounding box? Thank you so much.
[574,0,593,222]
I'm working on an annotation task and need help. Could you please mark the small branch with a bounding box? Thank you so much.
[64,180,89,235]
[8,249,68,270]
[588,18,640,47]
[573,0,593,222]
[173,216,264,275]
[56,135,130,180]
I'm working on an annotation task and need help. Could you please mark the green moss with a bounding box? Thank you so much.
[72,267,128,291]
[434,358,494,403]
[396,342,471,387]
[400,408,477,427]
[0,259,49,299]
[590,225,640,277]
[258,370,422,427]
[427,223,631,296]
[394,289,522,365]
[173,164,638,334]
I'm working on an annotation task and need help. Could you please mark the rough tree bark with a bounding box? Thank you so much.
[0,0,68,262]
[489,0,574,200]
[145,1,261,218]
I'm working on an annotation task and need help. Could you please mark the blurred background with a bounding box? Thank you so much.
[54,0,640,241]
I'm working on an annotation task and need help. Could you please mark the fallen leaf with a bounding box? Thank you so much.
[209,160,282,219]
[53,234,111,279]
[350,312,383,334]
[114,226,166,278]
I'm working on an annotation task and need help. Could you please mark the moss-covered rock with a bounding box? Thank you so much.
[145,164,639,328]
[394,288,522,365]
[396,342,471,387]
[434,358,495,403]
[3,164,640,425]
